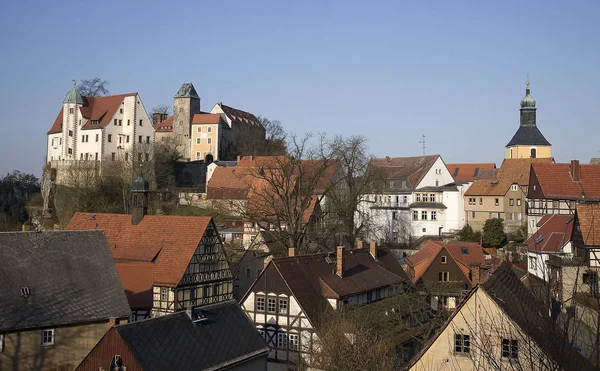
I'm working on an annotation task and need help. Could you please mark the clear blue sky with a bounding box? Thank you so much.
[1,0,599,177]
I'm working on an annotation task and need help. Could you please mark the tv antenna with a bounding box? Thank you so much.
[419,135,426,156]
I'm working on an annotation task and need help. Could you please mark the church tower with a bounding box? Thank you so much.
[505,81,552,159]
[172,83,201,161]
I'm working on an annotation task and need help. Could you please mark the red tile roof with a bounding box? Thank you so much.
[446,163,496,182]
[576,204,600,246]
[192,113,222,125]
[369,155,439,188]
[531,162,600,201]
[48,93,138,134]
[153,116,173,132]
[66,212,212,286]
[465,158,553,196]
[219,104,264,129]
[116,262,154,309]
[526,214,574,253]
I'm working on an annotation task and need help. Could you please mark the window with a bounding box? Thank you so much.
[69,108,74,114]
[196,152,201,160]
[455,334,470,353]
[160,287,169,301]
[119,136,123,144]
[138,135,142,143]
[197,127,201,132]
[179,107,183,113]
[289,333,299,350]
[119,119,122,126]
[471,211,476,218]
[552,201,559,209]
[403,195,408,203]
[95,153,98,161]
[422,194,429,202]
[508,212,514,221]
[114,119,118,126]
[517,199,521,206]
[67,148,73,155]
[530,148,536,158]
[421,211,427,220]
[509,198,514,206]
[277,332,288,349]
[469,198,476,205]
[95,134,99,142]
[127,119,130,126]
[207,138,212,144]
[511,184,518,191]
[111,153,116,161]
[126,135,130,143]
[68,130,73,137]
[502,339,518,359]
[416,193,421,202]
[422,227,427,233]
[108,134,112,142]
[441,256,447,264]
[196,138,201,144]
[125,153,129,161]
[41,329,54,346]
[461,247,469,255]
[145,136,150,144]
[208,126,212,132]
[439,272,449,282]
[267,297,276,313]
[479,198,483,205]
[495,198,499,206]
[392,211,398,220]
[246,268,251,278]
[431,211,437,220]
[139,119,143,126]
[120,108,123,114]
[256,297,265,311]
[279,298,288,314]
[430,194,435,202]
[413,211,418,220]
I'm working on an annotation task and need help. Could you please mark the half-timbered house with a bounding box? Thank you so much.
[240,243,410,369]
[67,176,234,320]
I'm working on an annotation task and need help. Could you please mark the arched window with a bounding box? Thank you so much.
[530,148,537,158]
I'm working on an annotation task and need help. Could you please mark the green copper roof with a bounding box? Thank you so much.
[63,82,84,105]
[174,83,200,99]
[520,81,536,109]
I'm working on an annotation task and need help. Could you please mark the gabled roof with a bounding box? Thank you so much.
[531,162,600,201]
[465,158,553,196]
[218,103,264,129]
[82,301,268,371]
[526,214,574,253]
[48,93,138,134]
[153,115,173,132]
[405,240,486,283]
[506,125,551,147]
[269,247,409,325]
[576,204,600,246]
[369,155,439,189]
[192,113,223,125]
[66,213,216,286]
[446,163,496,182]
[0,230,131,332]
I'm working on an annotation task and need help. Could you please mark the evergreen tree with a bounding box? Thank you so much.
[483,218,506,248]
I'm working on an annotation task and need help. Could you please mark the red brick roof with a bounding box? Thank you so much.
[67,212,212,286]
[153,116,173,132]
[446,163,496,182]
[465,158,553,196]
[531,162,600,201]
[526,214,574,253]
[576,204,600,246]
[48,93,138,134]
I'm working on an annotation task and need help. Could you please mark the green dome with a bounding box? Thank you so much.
[63,82,84,105]
[520,81,536,108]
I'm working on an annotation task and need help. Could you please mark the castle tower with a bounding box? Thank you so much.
[131,175,149,225]
[62,81,85,160]
[172,83,201,161]
[505,81,552,159]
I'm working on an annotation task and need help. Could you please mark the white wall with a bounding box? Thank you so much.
[47,133,62,161]
[416,156,454,188]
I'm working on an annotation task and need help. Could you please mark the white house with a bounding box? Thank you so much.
[358,155,470,243]
[47,82,154,165]
[525,214,574,281]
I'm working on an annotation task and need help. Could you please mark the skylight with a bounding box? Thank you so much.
[534,234,544,244]
[461,247,469,255]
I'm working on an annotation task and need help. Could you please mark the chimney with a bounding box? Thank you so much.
[356,240,364,249]
[336,246,344,277]
[370,242,377,260]
[571,160,581,182]
[470,262,481,286]
[288,248,295,257]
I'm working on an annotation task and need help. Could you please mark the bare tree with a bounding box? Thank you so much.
[235,116,287,157]
[77,78,109,97]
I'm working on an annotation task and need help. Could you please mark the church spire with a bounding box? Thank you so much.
[519,80,537,126]
[63,81,84,105]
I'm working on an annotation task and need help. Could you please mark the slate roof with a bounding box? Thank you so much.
[446,163,497,182]
[576,204,600,246]
[369,155,440,189]
[266,247,409,326]
[115,300,268,371]
[530,162,600,201]
[506,125,551,146]
[66,213,220,286]
[526,214,574,253]
[0,230,131,331]
[48,93,138,134]
[465,158,553,196]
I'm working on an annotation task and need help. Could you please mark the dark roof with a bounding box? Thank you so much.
[174,83,200,99]
[0,230,131,331]
[446,163,497,182]
[416,184,459,192]
[115,301,268,371]
[370,155,440,189]
[481,264,594,371]
[506,125,551,147]
[409,202,447,209]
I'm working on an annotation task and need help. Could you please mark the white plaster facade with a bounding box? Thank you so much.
[527,242,573,281]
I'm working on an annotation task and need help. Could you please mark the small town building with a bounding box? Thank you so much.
[406,264,594,371]
[0,230,131,370]
[76,300,269,371]
[404,240,491,310]
[240,243,410,369]
[526,214,574,281]
[66,176,234,320]
[505,81,552,160]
